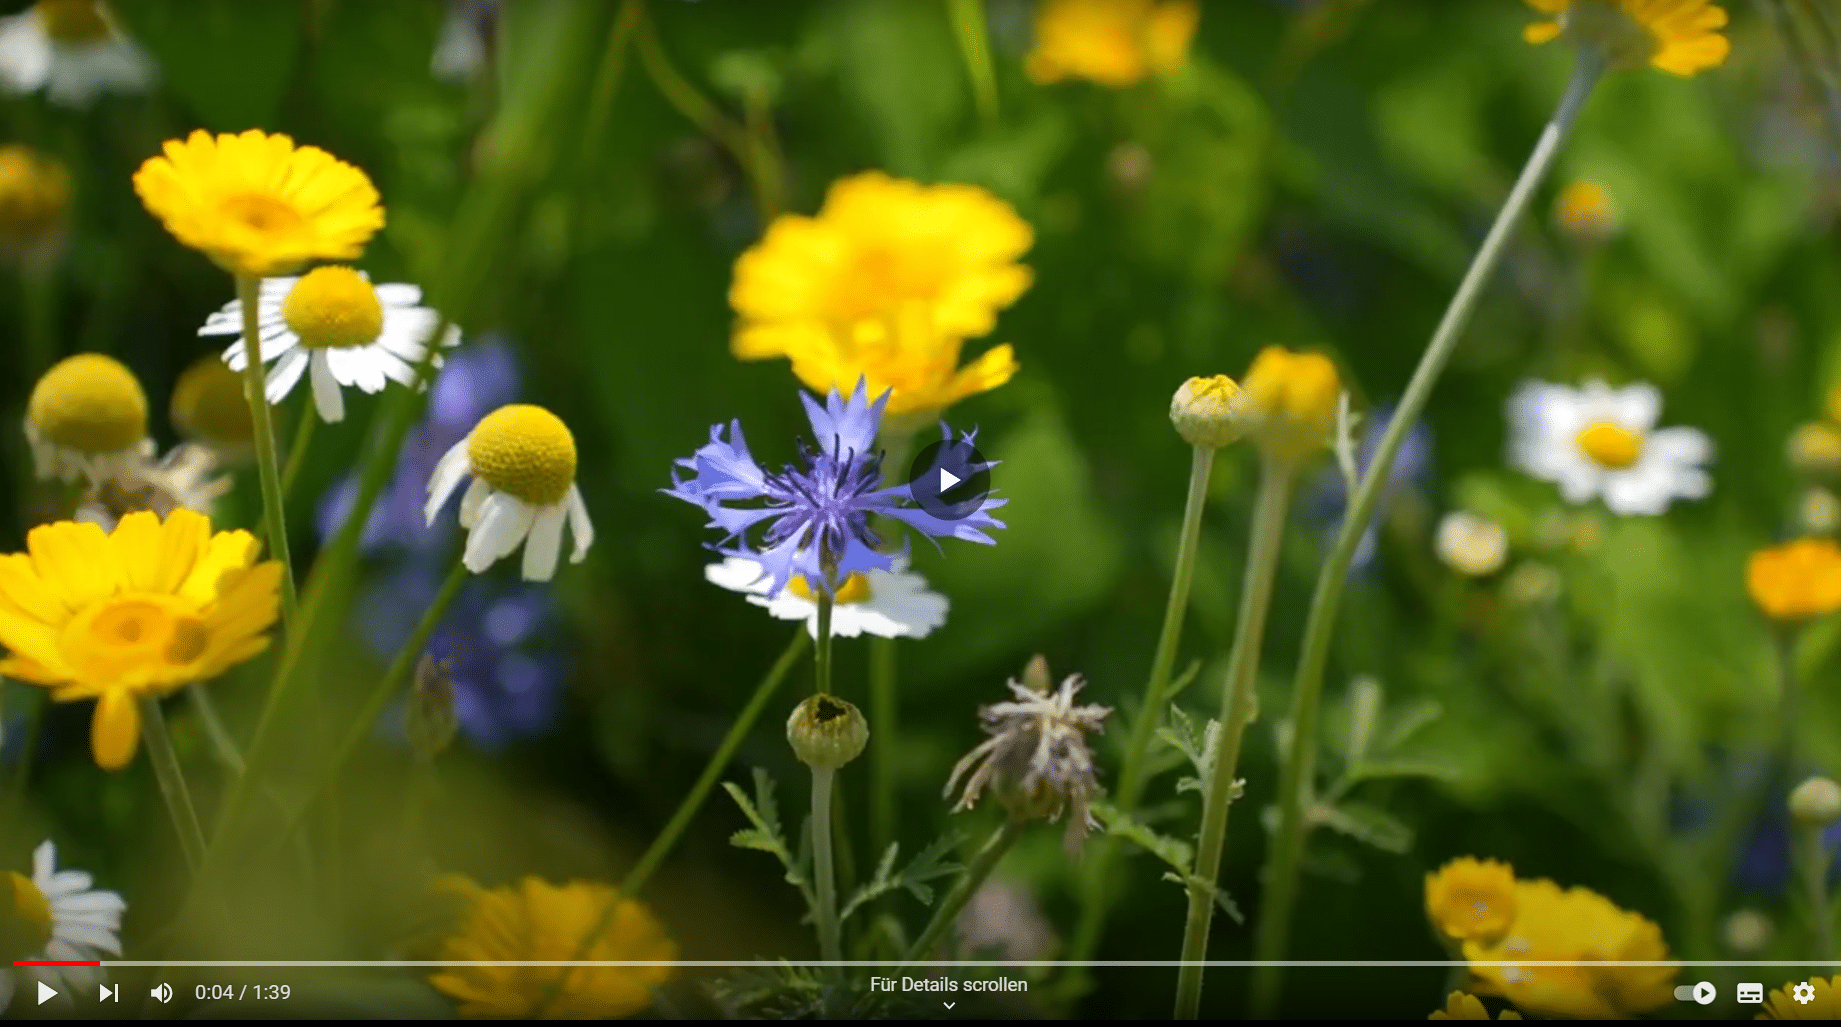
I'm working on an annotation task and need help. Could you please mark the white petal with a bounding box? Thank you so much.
[565,485,594,563]
[308,351,346,422]
[1648,425,1714,466]
[0,13,51,92]
[706,557,774,595]
[522,504,567,581]
[1608,381,1662,431]
[458,476,491,529]
[42,868,92,896]
[424,439,473,526]
[32,840,54,882]
[264,349,310,404]
[863,570,950,638]
[373,282,423,307]
[464,493,534,573]
[51,922,120,955]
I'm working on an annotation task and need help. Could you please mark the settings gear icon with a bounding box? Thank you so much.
[1794,981,1817,1005]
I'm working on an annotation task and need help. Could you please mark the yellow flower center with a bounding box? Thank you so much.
[36,0,111,43]
[787,573,873,604]
[1,871,53,960]
[282,265,384,350]
[61,593,210,683]
[1576,421,1644,469]
[467,405,578,507]
[170,356,254,446]
[0,144,70,242]
[28,352,148,454]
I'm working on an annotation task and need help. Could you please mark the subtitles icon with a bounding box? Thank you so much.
[1737,983,1763,1004]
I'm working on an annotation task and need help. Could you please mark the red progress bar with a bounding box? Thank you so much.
[13,961,101,966]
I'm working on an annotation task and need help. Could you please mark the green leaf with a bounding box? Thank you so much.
[1158,872,1244,925]
[1343,760,1459,787]
[1317,801,1413,854]
[1094,803,1193,875]
[837,833,963,924]
[117,0,301,131]
[1381,699,1444,751]
[723,768,816,907]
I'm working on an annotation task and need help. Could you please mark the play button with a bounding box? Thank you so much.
[38,981,56,1005]
[908,436,992,522]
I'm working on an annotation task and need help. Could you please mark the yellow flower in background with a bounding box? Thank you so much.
[0,510,281,771]
[428,876,676,1018]
[25,352,152,484]
[1522,0,1729,76]
[170,354,254,460]
[729,171,1033,420]
[1238,345,1341,462]
[1425,857,1518,946]
[1429,991,1522,1020]
[1747,538,1841,623]
[1761,976,1841,1019]
[1553,179,1620,243]
[132,129,383,277]
[1463,878,1675,1019]
[0,144,69,251]
[1026,0,1199,87]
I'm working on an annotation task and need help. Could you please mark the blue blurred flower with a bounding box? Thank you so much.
[1307,404,1434,572]
[318,337,523,556]
[667,379,1007,598]
[357,564,569,749]
[1736,786,1841,895]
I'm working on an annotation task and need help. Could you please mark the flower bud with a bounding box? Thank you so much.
[1554,180,1620,245]
[406,652,460,764]
[1239,345,1341,462]
[0,144,70,254]
[1169,375,1241,449]
[1722,909,1772,954]
[1789,423,1841,477]
[1802,489,1841,536]
[787,693,868,771]
[1790,776,1841,828]
[1435,511,1508,577]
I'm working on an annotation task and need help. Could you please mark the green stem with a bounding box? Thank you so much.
[815,590,835,697]
[904,816,1024,963]
[869,428,918,858]
[280,401,317,502]
[234,273,299,623]
[139,694,208,873]
[1801,822,1833,964]
[1246,51,1605,1017]
[1070,444,1217,969]
[1172,456,1294,1020]
[5,699,46,812]
[325,561,468,784]
[528,629,809,1018]
[188,687,245,777]
[945,0,1000,128]
[812,766,843,963]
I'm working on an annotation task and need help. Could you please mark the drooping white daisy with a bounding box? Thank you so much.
[425,403,595,581]
[0,840,125,1013]
[24,352,155,484]
[0,1,153,107]
[705,555,949,639]
[200,266,459,424]
[1507,379,1712,516]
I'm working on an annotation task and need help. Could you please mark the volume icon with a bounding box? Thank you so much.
[151,982,173,1003]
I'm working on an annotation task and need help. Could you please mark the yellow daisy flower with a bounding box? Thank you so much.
[1429,991,1522,1020]
[1747,538,1841,624]
[1425,857,1518,947]
[428,876,677,1019]
[0,509,282,771]
[1523,0,1730,77]
[24,353,153,484]
[1463,877,1675,1019]
[1553,179,1620,243]
[1026,0,1200,88]
[1237,345,1342,462]
[729,171,1033,420]
[1762,976,1841,1019]
[132,129,384,277]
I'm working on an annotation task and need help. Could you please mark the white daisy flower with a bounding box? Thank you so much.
[0,840,125,1013]
[424,403,594,582]
[199,266,459,424]
[1507,379,1712,516]
[24,352,154,485]
[705,555,949,639]
[0,1,153,107]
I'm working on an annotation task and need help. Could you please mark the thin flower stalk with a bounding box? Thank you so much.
[946,0,1001,127]
[811,764,844,963]
[1248,49,1607,1016]
[236,272,299,621]
[904,815,1025,963]
[138,695,207,873]
[869,426,920,856]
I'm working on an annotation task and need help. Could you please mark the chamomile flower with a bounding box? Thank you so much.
[424,404,595,582]
[74,443,231,533]
[199,266,459,423]
[705,555,948,639]
[169,354,254,463]
[24,352,153,484]
[0,840,125,1013]
[1507,379,1712,516]
[0,1,153,107]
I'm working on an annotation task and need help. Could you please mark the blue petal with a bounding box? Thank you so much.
[801,377,889,462]
[879,494,1008,546]
[666,420,770,506]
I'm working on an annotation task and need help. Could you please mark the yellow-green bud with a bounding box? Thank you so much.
[787,693,868,771]
[1791,776,1841,827]
[1169,375,1241,449]
[1239,345,1341,462]
[1789,423,1841,477]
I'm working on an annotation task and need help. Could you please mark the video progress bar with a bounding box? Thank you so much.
[54,960,1841,969]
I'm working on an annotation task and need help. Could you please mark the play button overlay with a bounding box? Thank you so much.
[908,437,992,522]
[38,981,56,1005]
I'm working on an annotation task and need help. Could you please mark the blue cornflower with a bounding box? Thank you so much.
[668,379,1005,598]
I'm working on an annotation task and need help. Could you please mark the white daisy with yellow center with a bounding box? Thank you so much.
[424,404,595,581]
[24,352,154,484]
[0,840,124,1013]
[199,265,459,424]
[0,0,152,107]
[705,556,949,639]
[1508,378,1712,516]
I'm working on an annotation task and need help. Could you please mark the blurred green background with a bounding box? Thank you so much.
[3,0,1840,1018]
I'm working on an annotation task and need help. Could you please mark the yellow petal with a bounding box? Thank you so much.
[1523,21,1563,44]
[0,552,69,625]
[178,529,259,604]
[112,510,206,595]
[91,690,142,771]
[27,520,119,613]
